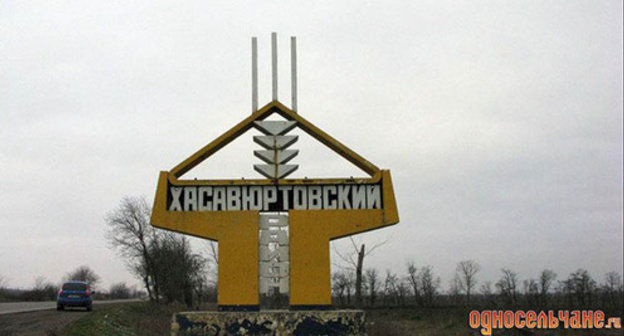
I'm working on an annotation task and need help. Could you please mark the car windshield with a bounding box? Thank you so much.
[62,283,87,291]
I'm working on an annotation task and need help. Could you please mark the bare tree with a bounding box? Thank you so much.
[333,271,355,305]
[207,241,219,265]
[480,281,493,305]
[522,278,539,306]
[332,272,348,305]
[204,241,218,278]
[65,265,100,289]
[333,237,386,306]
[396,279,409,306]
[456,260,480,305]
[106,197,161,302]
[192,272,209,308]
[559,269,597,307]
[365,268,379,306]
[601,272,623,310]
[353,244,364,306]
[449,275,462,305]
[383,270,399,305]
[602,272,623,293]
[202,241,219,302]
[538,269,557,306]
[480,281,493,296]
[496,268,519,305]
[406,262,421,304]
[419,265,440,307]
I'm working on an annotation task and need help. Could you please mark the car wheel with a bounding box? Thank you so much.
[86,305,92,312]
[57,304,64,311]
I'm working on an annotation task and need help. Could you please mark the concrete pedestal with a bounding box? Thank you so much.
[171,310,366,336]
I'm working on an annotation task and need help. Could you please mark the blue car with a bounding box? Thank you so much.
[57,281,93,311]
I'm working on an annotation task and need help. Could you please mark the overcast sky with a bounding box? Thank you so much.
[1,1,622,291]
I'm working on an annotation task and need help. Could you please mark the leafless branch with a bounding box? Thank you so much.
[364,239,388,257]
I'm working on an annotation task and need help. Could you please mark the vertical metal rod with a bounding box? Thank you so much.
[252,37,258,113]
[271,32,278,101]
[291,36,297,113]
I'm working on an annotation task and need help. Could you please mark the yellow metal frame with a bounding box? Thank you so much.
[170,101,380,182]
[151,101,399,308]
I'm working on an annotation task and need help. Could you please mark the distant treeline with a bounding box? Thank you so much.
[0,284,58,302]
[330,260,623,315]
[0,266,143,302]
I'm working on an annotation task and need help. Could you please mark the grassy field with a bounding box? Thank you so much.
[367,307,477,335]
[60,303,623,336]
[61,304,473,335]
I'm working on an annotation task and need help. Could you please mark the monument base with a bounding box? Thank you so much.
[171,310,366,336]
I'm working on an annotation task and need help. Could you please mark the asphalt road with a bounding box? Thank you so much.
[0,298,141,315]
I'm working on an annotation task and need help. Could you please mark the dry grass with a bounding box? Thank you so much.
[367,307,478,336]
[60,303,623,336]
